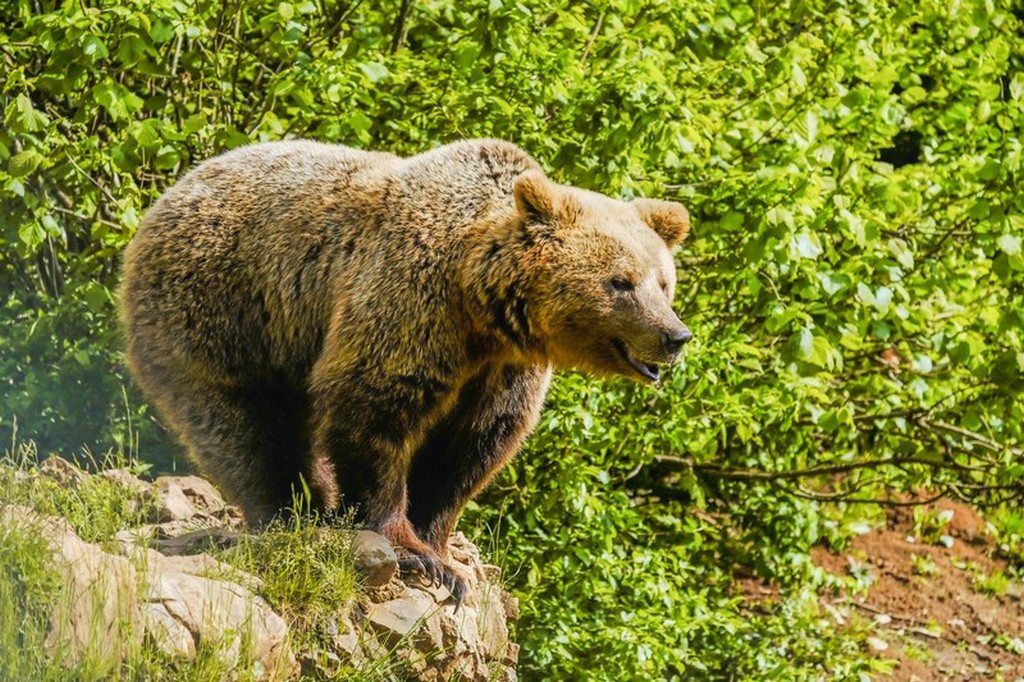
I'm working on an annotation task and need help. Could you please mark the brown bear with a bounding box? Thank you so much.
[120,139,691,600]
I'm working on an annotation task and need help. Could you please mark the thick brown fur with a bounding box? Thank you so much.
[120,139,691,597]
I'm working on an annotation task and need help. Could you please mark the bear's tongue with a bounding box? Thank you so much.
[615,340,660,382]
[630,359,660,382]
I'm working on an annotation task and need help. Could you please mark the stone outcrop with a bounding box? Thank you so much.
[139,549,291,676]
[0,506,142,676]
[3,457,519,681]
[332,532,519,682]
[0,504,294,679]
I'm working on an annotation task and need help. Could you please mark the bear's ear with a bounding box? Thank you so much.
[634,198,691,248]
[513,171,560,222]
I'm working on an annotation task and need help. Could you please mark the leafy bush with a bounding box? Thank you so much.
[2,0,1022,678]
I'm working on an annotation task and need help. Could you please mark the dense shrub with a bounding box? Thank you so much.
[2,0,1021,678]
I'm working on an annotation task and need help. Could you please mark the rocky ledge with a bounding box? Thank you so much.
[1,456,518,681]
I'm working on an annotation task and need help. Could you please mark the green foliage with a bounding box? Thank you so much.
[972,568,1010,597]
[2,0,1023,678]
[991,507,1024,574]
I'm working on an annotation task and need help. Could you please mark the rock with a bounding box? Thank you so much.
[38,456,88,488]
[866,636,889,652]
[154,479,194,521]
[1,505,141,676]
[148,526,243,556]
[116,511,245,554]
[142,549,292,677]
[153,475,228,522]
[331,531,518,682]
[501,591,521,622]
[5,461,518,682]
[368,589,440,640]
[99,468,154,497]
[1,504,295,680]
[149,550,263,593]
[352,530,399,587]
[365,576,407,602]
[99,468,155,517]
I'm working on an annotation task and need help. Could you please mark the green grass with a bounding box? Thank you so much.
[219,511,360,645]
[0,440,154,545]
[911,553,940,578]
[0,509,66,681]
[973,569,1010,597]
[990,508,1024,575]
[913,507,956,547]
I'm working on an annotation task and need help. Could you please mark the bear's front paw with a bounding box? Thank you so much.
[397,551,467,606]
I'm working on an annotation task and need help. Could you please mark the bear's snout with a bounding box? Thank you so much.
[662,326,692,355]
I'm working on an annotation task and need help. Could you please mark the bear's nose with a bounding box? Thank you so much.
[662,327,693,354]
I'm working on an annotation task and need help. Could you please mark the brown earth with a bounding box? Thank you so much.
[812,500,1024,681]
[736,499,1024,680]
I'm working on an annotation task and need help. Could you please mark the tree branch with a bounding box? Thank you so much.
[918,417,1020,456]
[650,454,976,481]
[390,0,414,53]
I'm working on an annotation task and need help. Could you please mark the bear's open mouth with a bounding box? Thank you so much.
[613,339,661,382]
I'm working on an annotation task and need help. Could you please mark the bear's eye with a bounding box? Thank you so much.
[609,277,634,293]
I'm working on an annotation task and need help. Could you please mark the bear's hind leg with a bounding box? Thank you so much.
[148,376,322,526]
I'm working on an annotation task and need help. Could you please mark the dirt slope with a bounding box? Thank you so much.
[814,501,1024,681]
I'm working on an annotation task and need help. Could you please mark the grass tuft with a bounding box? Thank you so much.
[0,512,66,681]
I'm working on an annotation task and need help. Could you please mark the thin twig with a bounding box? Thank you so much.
[919,418,1019,455]
[52,205,121,230]
[64,152,116,205]
[579,12,604,64]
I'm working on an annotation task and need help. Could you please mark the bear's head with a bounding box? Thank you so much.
[513,171,692,383]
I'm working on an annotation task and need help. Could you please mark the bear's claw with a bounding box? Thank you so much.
[397,552,467,607]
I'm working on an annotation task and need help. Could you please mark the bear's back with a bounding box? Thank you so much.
[121,139,540,385]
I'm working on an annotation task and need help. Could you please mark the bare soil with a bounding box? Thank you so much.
[736,499,1024,679]
[812,500,1024,681]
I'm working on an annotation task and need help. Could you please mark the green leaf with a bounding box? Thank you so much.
[358,62,389,83]
[967,200,990,220]
[153,145,181,170]
[791,232,822,260]
[9,94,50,133]
[817,272,850,296]
[18,220,46,248]
[82,281,113,313]
[81,35,109,61]
[977,158,1001,181]
[796,328,814,360]
[92,82,144,120]
[455,45,482,72]
[131,119,162,149]
[998,234,1021,256]
[8,149,46,178]
[150,18,175,43]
